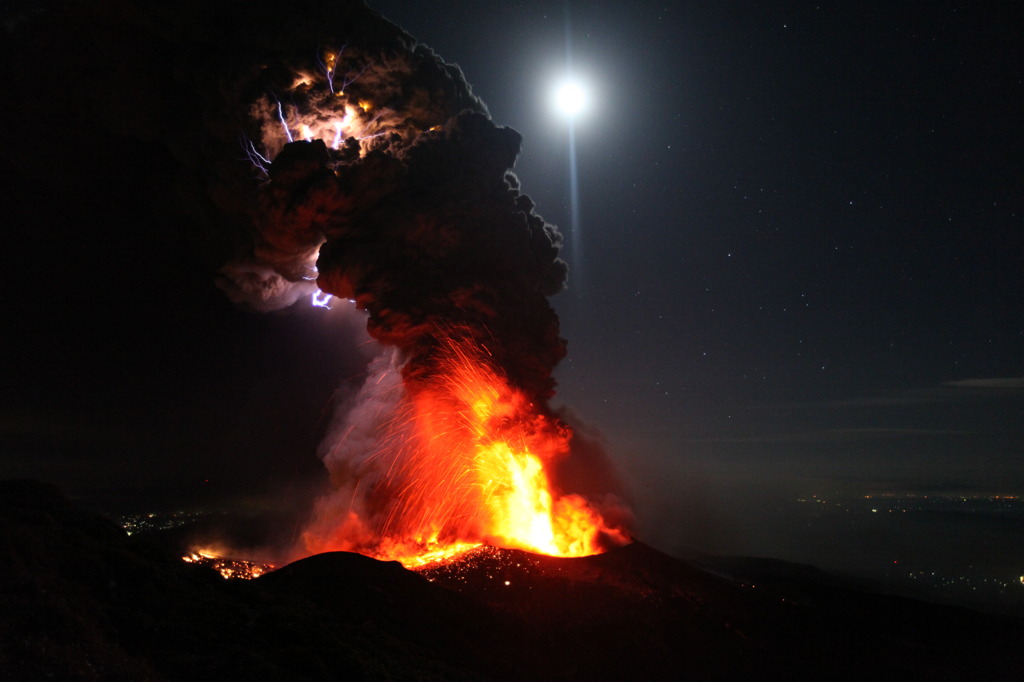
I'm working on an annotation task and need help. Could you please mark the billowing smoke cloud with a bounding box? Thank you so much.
[214,3,632,559]
[212,2,569,391]
[6,0,628,557]
[242,100,568,399]
[1,0,629,554]
[217,259,322,312]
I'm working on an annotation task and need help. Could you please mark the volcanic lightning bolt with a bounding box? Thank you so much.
[221,12,632,569]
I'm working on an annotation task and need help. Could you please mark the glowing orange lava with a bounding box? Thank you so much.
[303,339,629,567]
[183,548,274,580]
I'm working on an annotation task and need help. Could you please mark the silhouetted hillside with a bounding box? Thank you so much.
[2,480,1022,680]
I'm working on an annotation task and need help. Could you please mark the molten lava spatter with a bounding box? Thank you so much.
[303,338,628,566]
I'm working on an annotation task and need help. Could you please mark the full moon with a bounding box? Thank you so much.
[552,78,590,118]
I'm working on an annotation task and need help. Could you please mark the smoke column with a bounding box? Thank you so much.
[212,1,631,562]
[0,0,630,556]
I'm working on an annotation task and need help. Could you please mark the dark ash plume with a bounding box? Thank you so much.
[199,1,568,398]
[220,2,633,555]
[6,0,628,551]
[261,117,569,398]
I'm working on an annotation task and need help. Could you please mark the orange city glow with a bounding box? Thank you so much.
[303,339,629,567]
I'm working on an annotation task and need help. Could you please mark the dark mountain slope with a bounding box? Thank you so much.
[2,480,1022,681]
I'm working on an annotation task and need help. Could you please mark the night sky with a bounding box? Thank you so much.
[1,1,1021,574]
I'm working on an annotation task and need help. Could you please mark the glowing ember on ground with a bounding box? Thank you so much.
[414,545,541,582]
[398,542,483,569]
[182,549,274,580]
